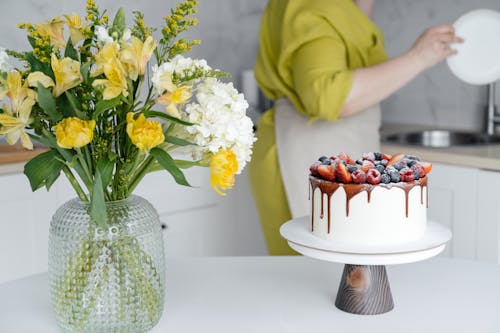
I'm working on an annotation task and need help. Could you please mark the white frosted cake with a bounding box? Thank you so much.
[309,152,432,246]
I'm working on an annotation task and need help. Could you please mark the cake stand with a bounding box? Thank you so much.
[280,217,452,315]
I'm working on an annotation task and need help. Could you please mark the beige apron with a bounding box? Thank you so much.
[274,98,381,219]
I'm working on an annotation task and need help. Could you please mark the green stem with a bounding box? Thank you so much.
[62,166,88,201]
[127,156,154,196]
[76,148,94,194]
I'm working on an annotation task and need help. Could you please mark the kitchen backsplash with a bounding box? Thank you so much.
[1,0,499,131]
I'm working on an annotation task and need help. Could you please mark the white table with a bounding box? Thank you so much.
[0,256,499,333]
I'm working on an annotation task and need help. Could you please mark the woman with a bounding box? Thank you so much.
[249,0,461,255]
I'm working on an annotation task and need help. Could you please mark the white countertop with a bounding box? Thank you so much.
[0,256,499,333]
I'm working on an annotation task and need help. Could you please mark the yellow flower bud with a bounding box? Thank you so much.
[54,117,96,149]
[209,149,238,195]
[126,113,164,153]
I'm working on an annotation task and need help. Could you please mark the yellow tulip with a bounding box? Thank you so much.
[53,117,96,149]
[120,36,157,80]
[92,58,129,100]
[0,71,36,150]
[156,85,191,118]
[126,112,164,153]
[64,13,86,44]
[36,17,66,48]
[51,54,83,97]
[209,149,238,195]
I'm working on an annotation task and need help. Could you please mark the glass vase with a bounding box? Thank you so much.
[48,195,166,333]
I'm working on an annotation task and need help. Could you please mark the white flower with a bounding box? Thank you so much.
[0,48,10,72]
[121,28,131,43]
[95,25,114,45]
[183,78,255,173]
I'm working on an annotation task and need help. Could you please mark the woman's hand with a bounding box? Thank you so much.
[407,25,463,70]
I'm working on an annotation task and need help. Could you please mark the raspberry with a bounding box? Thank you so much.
[352,170,367,184]
[362,152,376,162]
[310,161,321,176]
[411,164,426,178]
[381,173,391,184]
[361,160,375,173]
[399,168,415,182]
[366,169,381,185]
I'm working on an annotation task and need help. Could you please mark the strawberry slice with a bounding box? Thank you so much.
[309,161,321,176]
[317,164,336,181]
[336,162,352,183]
[337,152,355,165]
[420,161,433,174]
[386,153,405,167]
[382,153,392,160]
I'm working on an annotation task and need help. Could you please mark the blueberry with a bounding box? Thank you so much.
[413,169,420,180]
[407,160,418,167]
[386,166,397,173]
[407,155,420,161]
[393,162,405,171]
[347,165,358,173]
[355,159,363,165]
[381,173,391,184]
[322,159,332,165]
[388,170,400,183]
[381,159,388,166]
[319,156,328,162]
[374,152,382,161]
[376,164,385,173]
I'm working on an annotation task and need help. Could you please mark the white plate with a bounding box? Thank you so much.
[280,216,452,255]
[447,9,500,85]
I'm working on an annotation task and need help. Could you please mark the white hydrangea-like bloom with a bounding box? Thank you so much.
[184,78,255,173]
[94,25,114,45]
[152,55,212,94]
[0,48,10,72]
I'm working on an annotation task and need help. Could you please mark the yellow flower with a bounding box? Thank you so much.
[92,58,129,100]
[36,17,66,48]
[64,13,86,44]
[209,149,238,195]
[0,72,36,150]
[51,54,83,97]
[120,36,157,80]
[126,112,164,153]
[53,117,96,149]
[27,71,55,89]
[91,42,120,77]
[156,85,192,118]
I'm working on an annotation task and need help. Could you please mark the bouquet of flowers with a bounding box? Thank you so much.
[0,0,255,228]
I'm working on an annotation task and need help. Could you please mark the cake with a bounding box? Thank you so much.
[309,152,432,246]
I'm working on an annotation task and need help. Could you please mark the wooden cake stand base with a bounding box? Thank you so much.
[280,217,451,315]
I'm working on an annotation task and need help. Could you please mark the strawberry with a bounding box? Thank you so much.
[366,169,381,184]
[317,164,336,181]
[386,153,405,167]
[336,162,352,183]
[337,152,355,165]
[420,161,433,174]
[361,160,375,173]
[382,153,392,160]
[309,161,322,176]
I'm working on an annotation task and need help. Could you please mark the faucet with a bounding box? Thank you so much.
[486,82,500,136]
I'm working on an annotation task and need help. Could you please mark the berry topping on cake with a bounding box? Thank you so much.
[361,160,375,173]
[362,152,376,162]
[374,152,383,161]
[336,162,352,183]
[381,173,391,184]
[347,165,358,173]
[366,169,382,184]
[399,168,415,182]
[420,161,433,173]
[317,164,336,181]
[352,170,367,184]
[387,153,405,167]
[310,161,321,176]
[337,152,355,165]
[411,164,426,178]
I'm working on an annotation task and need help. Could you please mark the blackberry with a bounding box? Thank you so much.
[381,173,391,184]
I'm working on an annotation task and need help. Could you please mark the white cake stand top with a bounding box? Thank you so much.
[280,217,452,265]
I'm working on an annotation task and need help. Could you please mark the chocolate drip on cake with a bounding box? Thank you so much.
[309,175,428,234]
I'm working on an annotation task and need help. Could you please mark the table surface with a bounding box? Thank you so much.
[0,256,499,333]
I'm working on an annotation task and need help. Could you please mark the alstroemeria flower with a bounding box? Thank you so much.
[126,112,164,153]
[91,42,120,77]
[120,36,157,80]
[92,58,129,100]
[51,54,83,97]
[0,71,36,150]
[36,17,66,48]
[156,85,192,118]
[209,149,238,195]
[64,13,86,44]
[53,117,96,149]
[27,72,55,89]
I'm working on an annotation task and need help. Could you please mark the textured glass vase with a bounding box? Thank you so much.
[48,195,166,333]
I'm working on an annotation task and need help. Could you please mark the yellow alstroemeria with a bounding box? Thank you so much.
[209,149,238,196]
[126,112,164,153]
[27,71,55,89]
[156,85,192,118]
[92,58,129,100]
[51,54,83,97]
[53,117,96,149]
[64,13,86,44]
[91,42,120,77]
[36,17,66,48]
[120,36,157,80]
[0,72,36,150]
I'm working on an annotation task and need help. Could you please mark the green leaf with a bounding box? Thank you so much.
[143,110,194,126]
[27,36,37,49]
[24,149,63,191]
[110,8,126,38]
[80,62,91,82]
[150,148,191,186]
[37,83,60,122]
[90,170,108,229]
[25,52,53,77]
[96,156,114,190]
[63,92,86,118]
[64,38,79,61]
[94,97,121,119]
[164,135,195,146]
[174,159,207,169]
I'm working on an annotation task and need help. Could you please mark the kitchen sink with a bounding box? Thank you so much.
[382,130,500,148]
